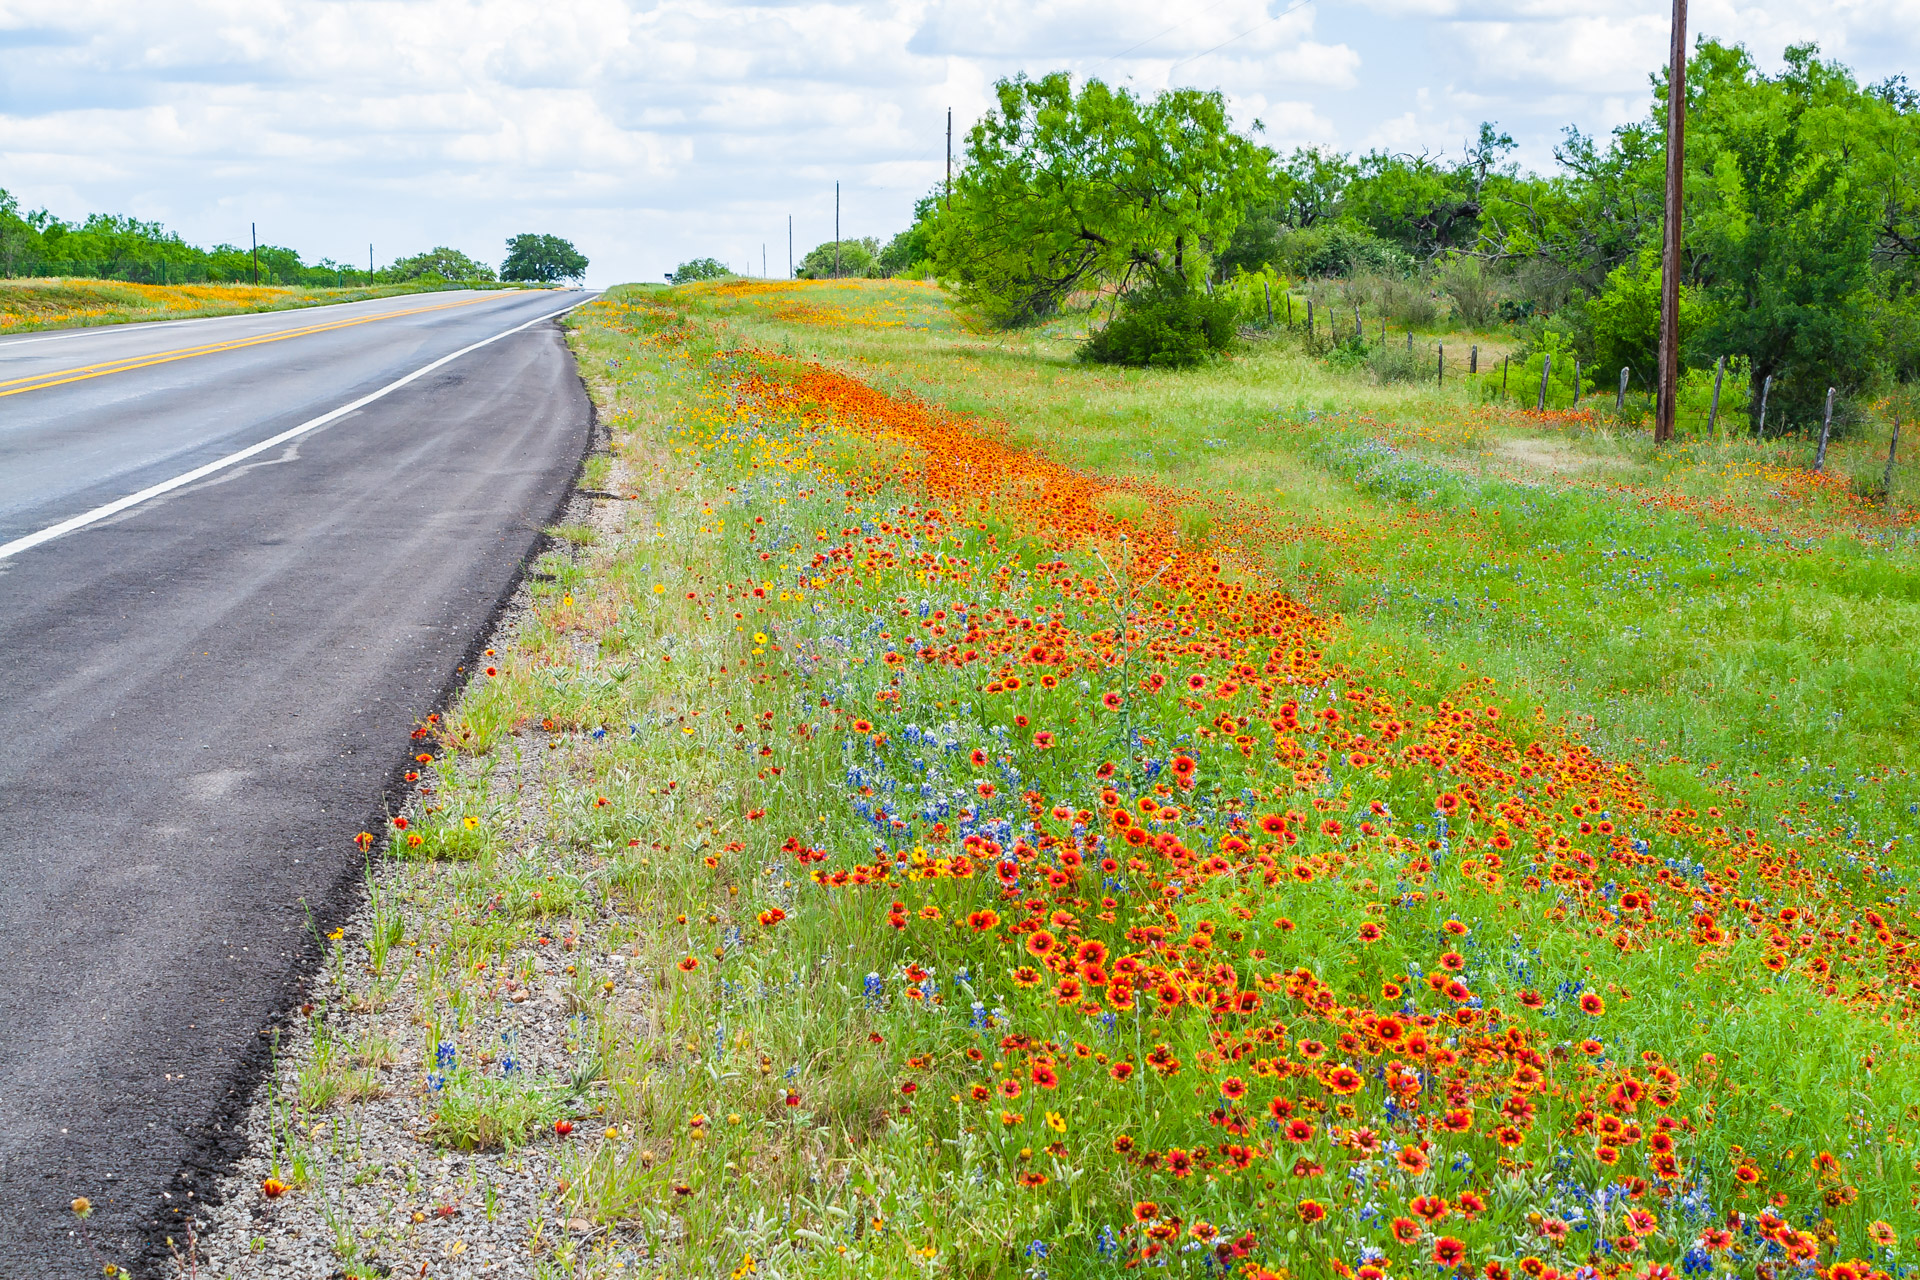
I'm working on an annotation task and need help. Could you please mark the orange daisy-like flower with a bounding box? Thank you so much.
[1432,1236,1467,1267]
[1298,1200,1327,1224]
[1397,1147,1429,1175]
[1390,1217,1422,1245]
[1026,929,1057,957]
[1133,1201,1159,1222]
[677,957,699,972]
[1579,992,1606,1016]
[1012,966,1041,988]
[1326,1065,1363,1095]
[1358,922,1384,943]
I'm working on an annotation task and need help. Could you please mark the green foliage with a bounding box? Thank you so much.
[384,245,496,283]
[0,189,377,285]
[796,236,881,279]
[501,233,588,284]
[1273,223,1411,278]
[931,72,1272,327]
[671,257,731,284]
[1585,247,1702,394]
[877,197,937,277]
[1078,275,1237,368]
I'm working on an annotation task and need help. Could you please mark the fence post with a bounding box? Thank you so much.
[1755,374,1772,439]
[1573,359,1581,406]
[1616,367,1629,414]
[1438,343,1444,386]
[1264,278,1272,326]
[1354,302,1363,343]
[1286,293,1294,328]
[1306,299,1314,342]
[1502,356,1509,400]
[1706,355,1724,437]
[1814,386,1836,471]
[1887,406,1902,510]
[1538,354,1552,412]
[1470,344,1478,375]
[1406,330,1412,353]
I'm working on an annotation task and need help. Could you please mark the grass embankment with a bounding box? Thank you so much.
[0,278,496,333]
[213,279,1920,1280]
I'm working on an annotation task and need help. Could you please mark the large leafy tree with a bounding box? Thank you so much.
[501,233,588,284]
[931,73,1272,326]
[385,245,496,282]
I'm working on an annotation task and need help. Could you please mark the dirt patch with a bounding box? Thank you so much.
[1495,436,1613,476]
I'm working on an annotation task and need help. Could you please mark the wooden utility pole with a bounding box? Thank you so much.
[788,216,793,278]
[251,222,259,285]
[834,182,841,279]
[946,109,953,209]
[1655,0,1688,443]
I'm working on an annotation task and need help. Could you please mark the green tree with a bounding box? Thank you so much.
[796,236,881,279]
[931,72,1272,327]
[501,234,588,284]
[1683,43,1887,430]
[385,246,496,283]
[670,257,731,283]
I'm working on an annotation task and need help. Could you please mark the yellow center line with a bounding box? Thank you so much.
[0,295,501,399]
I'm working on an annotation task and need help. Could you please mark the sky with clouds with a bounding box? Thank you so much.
[3,0,1918,286]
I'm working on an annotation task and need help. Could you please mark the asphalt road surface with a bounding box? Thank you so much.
[0,289,598,1275]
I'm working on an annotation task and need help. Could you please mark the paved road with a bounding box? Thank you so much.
[0,289,597,1275]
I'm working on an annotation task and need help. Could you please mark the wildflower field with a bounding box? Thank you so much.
[0,277,457,332]
[222,278,1920,1280]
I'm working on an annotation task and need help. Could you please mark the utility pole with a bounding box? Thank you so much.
[946,108,953,209]
[369,243,374,278]
[762,244,766,278]
[1654,0,1688,443]
[788,215,793,279]
[834,182,841,279]
[251,222,259,286]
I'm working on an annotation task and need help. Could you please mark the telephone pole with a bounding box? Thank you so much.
[1655,0,1688,444]
[946,108,953,209]
[788,215,793,278]
[251,222,259,286]
[833,182,841,279]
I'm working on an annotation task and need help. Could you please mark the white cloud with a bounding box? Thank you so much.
[1,0,1917,282]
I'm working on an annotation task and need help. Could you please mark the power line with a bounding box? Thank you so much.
[1165,0,1321,77]
[1092,0,1243,71]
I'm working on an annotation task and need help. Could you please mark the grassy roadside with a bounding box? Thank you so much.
[0,278,524,334]
[201,280,1920,1280]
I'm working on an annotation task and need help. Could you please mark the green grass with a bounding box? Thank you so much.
[224,277,1920,1280]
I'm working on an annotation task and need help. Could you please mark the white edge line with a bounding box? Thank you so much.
[0,293,600,563]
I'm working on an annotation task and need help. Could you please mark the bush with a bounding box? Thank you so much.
[1079,279,1237,368]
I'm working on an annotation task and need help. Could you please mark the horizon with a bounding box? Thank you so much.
[2,0,1914,287]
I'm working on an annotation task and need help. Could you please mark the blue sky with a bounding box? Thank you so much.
[2,0,1916,286]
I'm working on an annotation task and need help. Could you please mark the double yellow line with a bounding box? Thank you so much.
[0,295,496,400]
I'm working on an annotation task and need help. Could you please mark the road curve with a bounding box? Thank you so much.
[0,288,597,1275]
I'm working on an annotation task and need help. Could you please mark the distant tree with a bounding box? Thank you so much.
[670,257,731,283]
[502,234,588,284]
[796,237,881,279]
[384,246,496,283]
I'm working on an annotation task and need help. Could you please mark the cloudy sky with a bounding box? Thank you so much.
[3,0,1918,285]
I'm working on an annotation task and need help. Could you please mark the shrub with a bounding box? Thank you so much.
[1079,279,1237,368]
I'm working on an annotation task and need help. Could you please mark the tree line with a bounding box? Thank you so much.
[0,190,588,286]
[837,41,1920,431]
